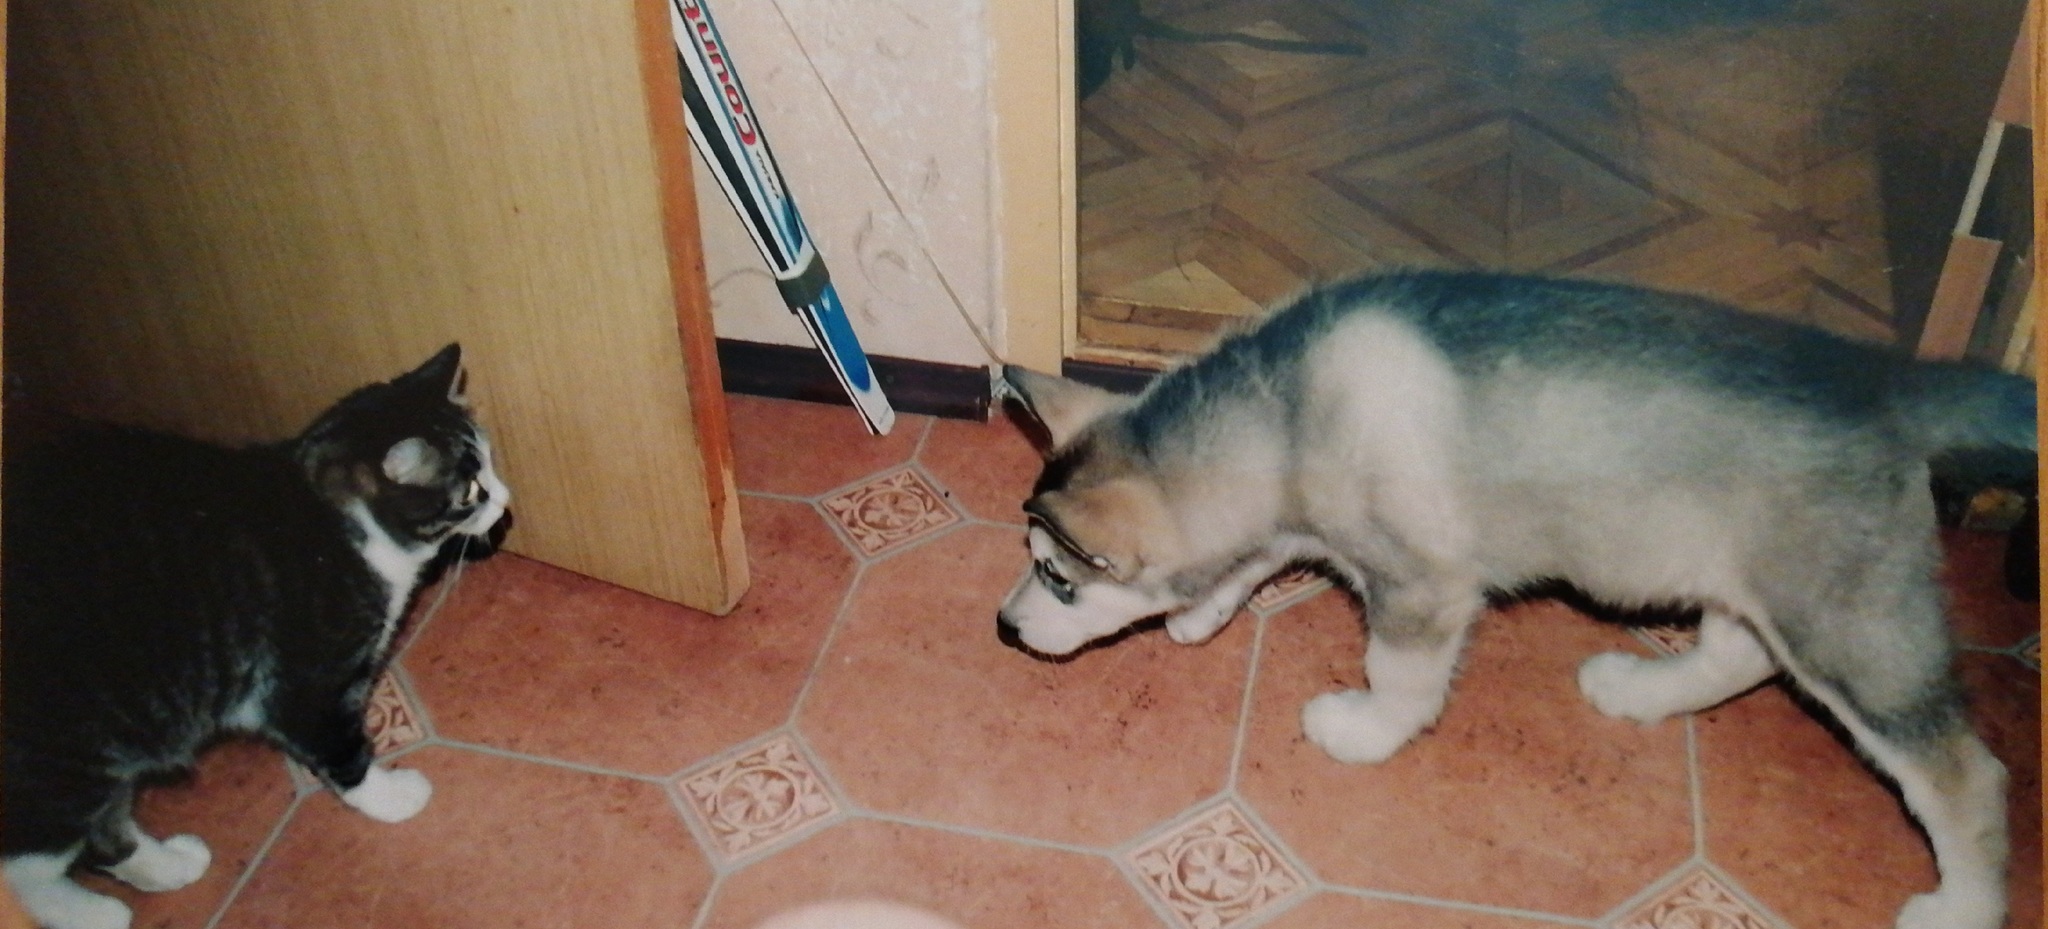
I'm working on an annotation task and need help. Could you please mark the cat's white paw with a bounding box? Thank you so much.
[14,879,133,929]
[107,833,210,892]
[1895,886,2003,929]
[341,766,433,823]
[1301,690,1420,764]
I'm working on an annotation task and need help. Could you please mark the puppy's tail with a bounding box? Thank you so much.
[1896,360,2037,456]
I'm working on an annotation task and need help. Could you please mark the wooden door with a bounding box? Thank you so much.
[4,0,748,612]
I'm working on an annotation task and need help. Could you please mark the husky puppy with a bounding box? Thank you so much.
[996,271,2033,929]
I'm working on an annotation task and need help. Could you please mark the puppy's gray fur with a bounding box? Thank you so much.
[998,270,2033,929]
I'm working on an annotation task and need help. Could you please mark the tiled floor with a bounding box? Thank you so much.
[106,394,2039,928]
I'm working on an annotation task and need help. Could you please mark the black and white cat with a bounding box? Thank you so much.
[1,344,511,929]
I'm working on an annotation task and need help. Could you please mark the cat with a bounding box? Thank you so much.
[1,344,511,929]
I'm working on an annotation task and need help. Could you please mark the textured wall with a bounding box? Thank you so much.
[691,0,998,368]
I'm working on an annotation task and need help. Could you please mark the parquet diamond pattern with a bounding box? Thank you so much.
[1077,0,1901,363]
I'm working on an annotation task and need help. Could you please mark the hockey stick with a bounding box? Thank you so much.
[669,0,897,435]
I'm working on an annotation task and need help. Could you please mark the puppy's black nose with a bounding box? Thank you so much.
[996,613,1027,651]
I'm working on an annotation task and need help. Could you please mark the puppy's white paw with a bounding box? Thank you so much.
[1301,690,1420,764]
[341,766,433,823]
[1577,652,1669,724]
[1165,607,1231,645]
[108,833,211,892]
[1895,887,2003,929]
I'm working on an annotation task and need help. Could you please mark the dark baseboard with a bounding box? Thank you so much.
[716,339,994,422]
[1060,357,1160,395]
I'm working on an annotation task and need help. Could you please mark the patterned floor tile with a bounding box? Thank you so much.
[1128,801,1310,929]
[1632,624,1699,658]
[822,467,965,557]
[1612,868,1776,929]
[1248,569,1333,616]
[366,671,429,756]
[676,734,841,863]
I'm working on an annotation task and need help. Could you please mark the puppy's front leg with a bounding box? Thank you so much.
[1166,553,1289,644]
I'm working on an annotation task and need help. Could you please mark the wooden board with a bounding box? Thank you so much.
[5,0,747,612]
[1918,234,2004,360]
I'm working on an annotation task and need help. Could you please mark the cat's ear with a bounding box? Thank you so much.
[382,437,443,485]
[401,343,466,404]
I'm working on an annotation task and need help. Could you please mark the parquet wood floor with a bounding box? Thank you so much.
[1076,0,1902,364]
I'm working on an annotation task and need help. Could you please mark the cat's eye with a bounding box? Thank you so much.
[460,477,483,507]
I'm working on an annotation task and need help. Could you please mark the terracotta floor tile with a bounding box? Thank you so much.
[698,818,1160,929]
[1260,892,1582,928]
[215,746,710,928]
[1942,528,2040,650]
[1697,686,1936,929]
[81,739,297,929]
[798,524,1257,848]
[728,394,931,497]
[404,496,853,776]
[916,412,1048,525]
[1238,595,1693,918]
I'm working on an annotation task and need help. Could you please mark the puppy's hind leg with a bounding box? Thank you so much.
[1578,610,1778,723]
[1769,607,2007,929]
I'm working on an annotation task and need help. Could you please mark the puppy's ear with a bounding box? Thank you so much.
[1026,476,1180,583]
[999,366,1128,451]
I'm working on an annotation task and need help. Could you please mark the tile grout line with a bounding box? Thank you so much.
[905,413,939,461]
[847,808,1118,859]
[202,790,311,929]
[1319,883,1605,928]
[1224,612,1273,794]
[420,737,672,785]
[686,870,729,929]
[739,488,819,506]
[781,559,875,728]
[387,662,437,749]
[1686,713,1707,861]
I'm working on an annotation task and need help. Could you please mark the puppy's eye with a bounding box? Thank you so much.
[1036,559,1077,604]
